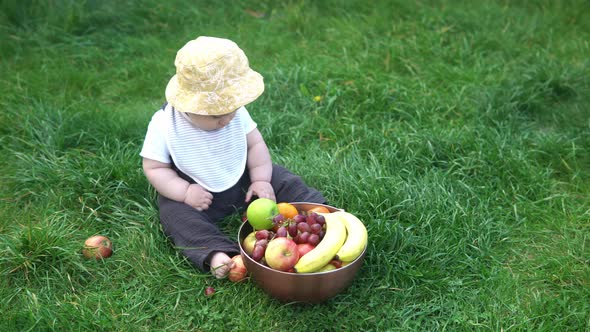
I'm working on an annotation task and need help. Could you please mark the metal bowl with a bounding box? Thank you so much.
[238,202,366,303]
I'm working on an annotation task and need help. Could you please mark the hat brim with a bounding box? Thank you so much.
[165,69,264,116]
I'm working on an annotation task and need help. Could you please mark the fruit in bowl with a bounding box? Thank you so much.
[242,231,257,255]
[238,202,368,303]
[246,198,278,230]
[264,237,299,272]
[242,205,367,273]
[297,243,315,257]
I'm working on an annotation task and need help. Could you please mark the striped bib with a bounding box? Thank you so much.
[165,105,255,192]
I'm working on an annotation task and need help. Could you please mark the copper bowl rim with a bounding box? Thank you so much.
[289,201,345,213]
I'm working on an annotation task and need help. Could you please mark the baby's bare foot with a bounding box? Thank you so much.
[210,252,234,279]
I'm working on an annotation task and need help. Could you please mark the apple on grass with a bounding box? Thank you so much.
[246,198,278,230]
[82,235,113,259]
[228,255,248,282]
[264,237,299,272]
[242,231,257,255]
[204,286,215,296]
[297,243,316,258]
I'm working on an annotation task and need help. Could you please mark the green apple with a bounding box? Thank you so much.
[246,198,278,230]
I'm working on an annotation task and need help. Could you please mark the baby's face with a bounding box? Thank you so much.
[183,110,237,131]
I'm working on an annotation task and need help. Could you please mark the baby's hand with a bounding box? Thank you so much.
[245,181,276,202]
[183,183,213,211]
[210,252,234,279]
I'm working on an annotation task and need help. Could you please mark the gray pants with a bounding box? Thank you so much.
[157,164,326,271]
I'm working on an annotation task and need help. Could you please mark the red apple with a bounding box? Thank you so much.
[82,235,113,259]
[264,237,299,272]
[242,231,257,255]
[296,243,316,258]
[228,255,248,282]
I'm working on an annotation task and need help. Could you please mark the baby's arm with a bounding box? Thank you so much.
[142,158,213,210]
[245,128,275,202]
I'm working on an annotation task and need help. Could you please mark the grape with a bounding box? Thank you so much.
[299,232,310,243]
[256,239,268,248]
[273,214,285,225]
[330,259,343,269]
[293,214,306,224]
[318,230,326,240]
[276,226,288,238]
[288,223,298,237]
[293,234,302,244]
[306,213,317,225]
[204,286,215,296]
[316,214,326,226]
[310,223,322,234]
[251,245,265,261]
[255,230,270,240]
[297,222,311,233]
[308,233,320,246]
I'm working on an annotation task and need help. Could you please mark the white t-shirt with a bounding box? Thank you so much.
[140,104,257,192]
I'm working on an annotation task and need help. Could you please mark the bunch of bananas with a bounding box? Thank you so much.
[294,211,368,273]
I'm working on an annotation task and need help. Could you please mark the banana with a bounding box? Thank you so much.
[334,211,368,262]
[294,212,346,273]
[317,263,337,272]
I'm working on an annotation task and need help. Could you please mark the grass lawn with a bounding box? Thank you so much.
[1,0,589,330]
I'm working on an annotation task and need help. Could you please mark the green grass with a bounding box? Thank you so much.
[1,0,589,330]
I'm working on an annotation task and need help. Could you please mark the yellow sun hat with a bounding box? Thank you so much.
[165,36,265,116]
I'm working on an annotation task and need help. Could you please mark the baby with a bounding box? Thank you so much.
[140,36,326,278]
